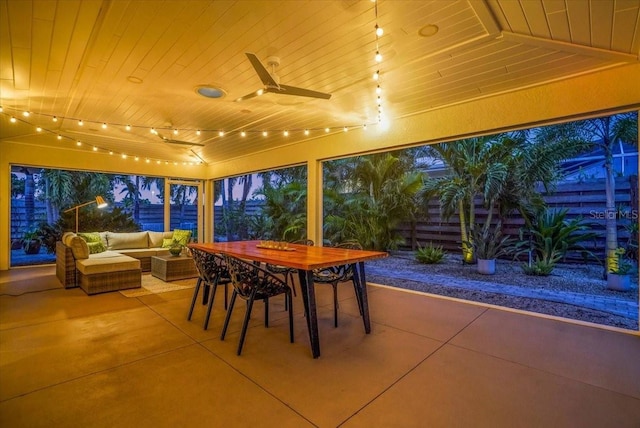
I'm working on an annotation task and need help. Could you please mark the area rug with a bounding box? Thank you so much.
[119,274,196,297]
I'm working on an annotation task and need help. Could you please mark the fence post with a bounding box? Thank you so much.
[630,175,638,216]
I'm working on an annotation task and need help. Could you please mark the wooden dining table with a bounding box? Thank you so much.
[189,240,388,358]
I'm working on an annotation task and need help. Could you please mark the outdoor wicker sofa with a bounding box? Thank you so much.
[56,230,187,294]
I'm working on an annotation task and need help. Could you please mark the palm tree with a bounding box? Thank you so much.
[115,175,143,221]
[542,112,638,275]
[324,152,422,250]
[422,136,508,262]
[40,169,75,223]
[423,131,587,262]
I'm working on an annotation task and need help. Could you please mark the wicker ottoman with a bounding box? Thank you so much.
[151,255,198,281]
[76,253,142,295]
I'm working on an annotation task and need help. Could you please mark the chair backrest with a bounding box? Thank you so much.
[293,239,314,246]
[333,241,363,281]
[223,254,288,299]
[191,248,228,283]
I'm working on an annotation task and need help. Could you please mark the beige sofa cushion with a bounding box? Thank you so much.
[116,248,170,258]
[69,236,89,259]
[106,231,149,250]
[76,252,140,275]
[148,231,173,248]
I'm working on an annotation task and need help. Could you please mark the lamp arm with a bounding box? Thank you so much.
[63,200,97,213]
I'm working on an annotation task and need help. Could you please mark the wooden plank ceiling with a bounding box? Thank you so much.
[1,0,639,166]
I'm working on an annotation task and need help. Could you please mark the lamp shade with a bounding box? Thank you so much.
[95,196,108,208]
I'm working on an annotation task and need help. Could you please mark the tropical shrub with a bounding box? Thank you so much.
[415,242,446,264]
[516,208,598,275]
[522,259,556,276]
[38,207,141,254]
[464,222,514,260]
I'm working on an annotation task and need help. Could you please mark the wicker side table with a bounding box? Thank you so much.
[151,254,198,282]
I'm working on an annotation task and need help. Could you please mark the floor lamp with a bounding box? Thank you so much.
[64,196,108,233]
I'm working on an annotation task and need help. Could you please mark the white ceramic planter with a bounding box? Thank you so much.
[477,258,496,275]
[607,273,631,291]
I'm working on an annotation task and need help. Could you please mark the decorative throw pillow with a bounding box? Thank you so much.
[172,229,192,246]
[87,241,107,254]
[162,238,175,248]
[148,231,172,248]
[69,236,89,259]
[78,232,101,243]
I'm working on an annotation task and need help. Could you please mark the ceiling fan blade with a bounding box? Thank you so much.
[246,53,278,87]
[277,84,332,99]
[235,89,263,102]
[157,133,205,147]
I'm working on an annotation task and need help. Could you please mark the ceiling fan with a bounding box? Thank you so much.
[235,53,331,102]
[155,132,204,147]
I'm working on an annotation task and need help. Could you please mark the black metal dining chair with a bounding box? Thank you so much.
[221,254,294,355]
[188,247,231,330]
[312,241,363,327]
[265,239,314,296]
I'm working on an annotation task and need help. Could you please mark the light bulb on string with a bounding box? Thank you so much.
[375,24,383,37]
[375,51,382,62]
[373,70,379,80]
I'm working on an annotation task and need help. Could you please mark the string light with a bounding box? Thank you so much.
[1,105,376,164]
[372,0,386,124]
[0,110,204,166]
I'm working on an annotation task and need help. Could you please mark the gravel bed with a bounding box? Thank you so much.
[367,251,639,330]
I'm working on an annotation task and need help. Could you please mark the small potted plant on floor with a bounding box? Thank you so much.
[466,222,514,275]
[21,229,42,255]
[607,247,634,291]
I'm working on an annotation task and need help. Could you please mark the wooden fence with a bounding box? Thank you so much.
[396,176,638,261]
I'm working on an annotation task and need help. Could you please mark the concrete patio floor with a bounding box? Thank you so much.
[1,266,639,427]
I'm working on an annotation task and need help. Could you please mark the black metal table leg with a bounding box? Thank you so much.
[298,269,320,358]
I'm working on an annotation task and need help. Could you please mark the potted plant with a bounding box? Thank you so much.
[466,222,514,275]
[21,229,42,255]
[607,247,634,291]
[168,239,183,257]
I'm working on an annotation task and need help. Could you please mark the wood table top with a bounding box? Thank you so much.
[189,240,388,270]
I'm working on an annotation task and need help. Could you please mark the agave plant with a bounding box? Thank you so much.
[415,242,447,264]
[465,221,515,260]
[516,208,598,275]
